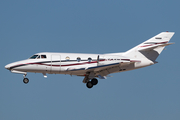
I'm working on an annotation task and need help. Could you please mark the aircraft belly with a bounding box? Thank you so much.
[60,70,87,76]
[51,66,60,72]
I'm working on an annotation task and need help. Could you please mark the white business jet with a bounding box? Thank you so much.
[5,32,174,88]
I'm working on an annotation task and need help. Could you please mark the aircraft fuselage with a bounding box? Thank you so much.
[5,32,175,88]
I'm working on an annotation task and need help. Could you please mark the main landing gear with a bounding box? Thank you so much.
[86,78,98,89]
[23,74,29,84]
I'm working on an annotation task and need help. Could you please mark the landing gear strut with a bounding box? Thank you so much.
[86,78,98,89]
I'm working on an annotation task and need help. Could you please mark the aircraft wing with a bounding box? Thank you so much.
[92,59,141,78]
[67,59,141,79]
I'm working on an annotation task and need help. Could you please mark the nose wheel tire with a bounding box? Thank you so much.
[23,78,29,84]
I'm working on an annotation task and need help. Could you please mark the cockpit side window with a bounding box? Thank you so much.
[41,55,47,59]
[29,55,38,59]
[29,55,47,59]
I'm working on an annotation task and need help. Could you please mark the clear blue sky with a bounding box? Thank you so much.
[1,0,180,120]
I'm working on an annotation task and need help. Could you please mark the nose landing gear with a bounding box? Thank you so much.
[23,78,29,84]
[23,73,29,84]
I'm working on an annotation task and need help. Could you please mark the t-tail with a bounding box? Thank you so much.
[123,32,175,63]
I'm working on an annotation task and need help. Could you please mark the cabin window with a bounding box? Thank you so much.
[65,56,70,61]
[88,57,92,62]
[29,55,38,59]
[41,55,47,59]
[77,57,81,62]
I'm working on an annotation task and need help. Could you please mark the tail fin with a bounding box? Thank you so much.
[123,32,175,62]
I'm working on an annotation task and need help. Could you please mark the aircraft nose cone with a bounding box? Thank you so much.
[5,64,11,70]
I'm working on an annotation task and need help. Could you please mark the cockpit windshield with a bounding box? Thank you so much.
[29,55,47,59]
[29,55,38,59]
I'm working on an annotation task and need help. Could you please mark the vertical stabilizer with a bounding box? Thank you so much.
[123,32,175,62]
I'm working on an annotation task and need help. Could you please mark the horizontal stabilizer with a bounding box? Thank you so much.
[138,42,175,51]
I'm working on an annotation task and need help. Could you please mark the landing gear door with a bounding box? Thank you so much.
[51,55,61,73]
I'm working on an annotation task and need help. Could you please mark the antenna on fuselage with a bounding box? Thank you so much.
[97,55,99,65]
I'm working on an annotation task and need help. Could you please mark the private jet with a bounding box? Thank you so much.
[5,32,175,88]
